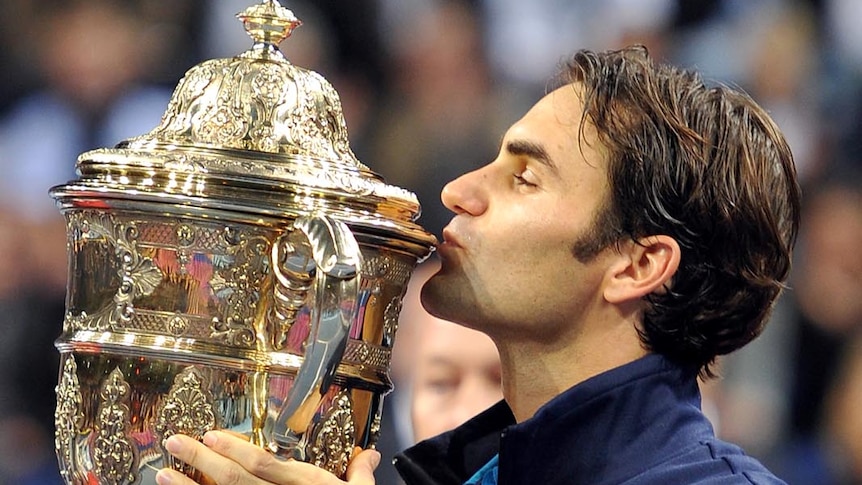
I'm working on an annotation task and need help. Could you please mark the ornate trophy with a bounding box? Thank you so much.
[49,1,435,483]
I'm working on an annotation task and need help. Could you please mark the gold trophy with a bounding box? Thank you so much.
[49,1,435,483]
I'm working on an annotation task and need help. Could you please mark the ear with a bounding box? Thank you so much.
[603,235,680,304]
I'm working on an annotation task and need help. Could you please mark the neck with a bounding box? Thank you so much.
[496,315,647,423]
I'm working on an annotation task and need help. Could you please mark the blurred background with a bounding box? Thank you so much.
[1,0,861,483]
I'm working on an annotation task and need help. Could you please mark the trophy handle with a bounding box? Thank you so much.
[269,214,363,458]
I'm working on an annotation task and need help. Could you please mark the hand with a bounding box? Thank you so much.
[155,431,380,485]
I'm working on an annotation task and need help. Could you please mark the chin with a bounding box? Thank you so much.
[422,280,481,331]
[419,273,457,319]
[419,275,445,317]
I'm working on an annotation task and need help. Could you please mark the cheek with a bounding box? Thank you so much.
[497,202,580,250]
[410,391,450,442]
[469,373,504,408]
[488,218,583,283]
[411,370,457,411]
[494,238,602,326]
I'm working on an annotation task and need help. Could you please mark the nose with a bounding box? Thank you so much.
[440,166,488,216]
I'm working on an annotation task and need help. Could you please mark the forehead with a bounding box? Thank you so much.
[505,83,606,175]
[417,319,497,359]
[526,84,585,127]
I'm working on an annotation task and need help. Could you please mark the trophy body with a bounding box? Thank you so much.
[50,2,435,483]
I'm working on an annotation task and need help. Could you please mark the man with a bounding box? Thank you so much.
[155,46,799,485]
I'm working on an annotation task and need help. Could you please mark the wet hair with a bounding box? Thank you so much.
[560,46,801,377]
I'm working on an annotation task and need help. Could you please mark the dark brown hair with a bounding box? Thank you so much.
[561,46,801,377]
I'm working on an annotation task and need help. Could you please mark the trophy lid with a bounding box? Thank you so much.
[52,0,435,254]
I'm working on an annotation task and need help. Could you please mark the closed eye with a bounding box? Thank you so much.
[514,169,539,188]
[514,173,533,186]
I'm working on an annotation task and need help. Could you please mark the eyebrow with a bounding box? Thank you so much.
[505,139,558,172]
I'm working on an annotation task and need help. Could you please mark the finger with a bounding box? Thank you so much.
[155,467,200,485]
[164,434,260,485]
[201,431,335,485]
[219,429,251,441]
[345,448,380,485]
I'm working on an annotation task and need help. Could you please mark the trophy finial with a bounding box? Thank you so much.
[237,0,302,50]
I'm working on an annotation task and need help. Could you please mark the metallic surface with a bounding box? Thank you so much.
[49,1,435,482]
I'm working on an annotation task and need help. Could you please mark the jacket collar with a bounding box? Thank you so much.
[394,354,708,485]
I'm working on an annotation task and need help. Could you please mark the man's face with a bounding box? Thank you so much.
[410,317,502,443]
[421,84,613,342]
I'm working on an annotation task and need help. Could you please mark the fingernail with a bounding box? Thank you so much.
[371,450,381,468]
[202,431,218,446]
[155,469,174,485]
[164,435,182,454]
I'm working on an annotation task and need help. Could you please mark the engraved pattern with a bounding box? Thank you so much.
[196,226,223,251]
[176,225,195,246]
[308,391,355,477]
[140,222,223,251]
[382,295,402,348]
[168,314,190,336]
[209,229,271,347]
[368,408,383,447]
[162,152,211,175]
[363,255,411,349]
[124,310,212,338]
[363,256,392,281]
[139,222,176,247]
[342,340,390,369]
[64,211,273,347]
[282,70,354,162]
[93,367,138,485]
[362,255,412,289]
[55,356,83,483]
[155,367,217,478]
[141,53,362,168]
[64,211,164,332]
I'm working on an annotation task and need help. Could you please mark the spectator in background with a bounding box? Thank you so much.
[742,2,826,184]
[825,0,862,75]
[712,167,862,485]
[822,332,862,484]
[0,1,176,482]
[0,0,42,112]
[0,0,174,290]
[790,173,862,433]
[767,333,862,485]
[480,0,676,101]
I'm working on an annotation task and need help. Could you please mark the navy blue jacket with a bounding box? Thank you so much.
[393,354,786,484]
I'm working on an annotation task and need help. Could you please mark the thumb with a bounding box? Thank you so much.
[345,448,381,485]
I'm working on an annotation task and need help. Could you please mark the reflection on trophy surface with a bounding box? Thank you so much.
[49,1,435,483]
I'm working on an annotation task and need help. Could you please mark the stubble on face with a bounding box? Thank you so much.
[419,250,476,326]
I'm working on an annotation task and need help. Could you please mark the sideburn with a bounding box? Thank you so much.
[571,200,624,263]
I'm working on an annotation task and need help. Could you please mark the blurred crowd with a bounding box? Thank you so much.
[1,0,861,483]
